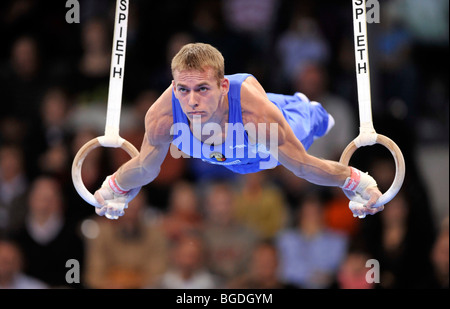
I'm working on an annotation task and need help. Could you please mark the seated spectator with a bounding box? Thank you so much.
[0,238,48,289]
[12,175,85,288]
[1,35,46,125]
[75,17,111,100]
[421,216,449,289]
[201,181,259,281]
[83,189,169,289]
[24,86,74,180]
[0,144,28,234]
[161,181,204,243]
[234,171,288,240]
[323,187,361,237]
[152,231,220,289]
[276,15,330,90]
[360,190,435,289]
[227,240,297,289]
[329,244,376,289]
[276,192,348,288]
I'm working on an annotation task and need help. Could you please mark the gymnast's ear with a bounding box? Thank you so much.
[220,77,230,96]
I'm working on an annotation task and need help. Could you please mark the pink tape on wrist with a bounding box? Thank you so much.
[109,174,129,195]
[342,167,361,192]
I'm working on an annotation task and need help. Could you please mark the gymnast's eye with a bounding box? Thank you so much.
[199,87,209,92]
[178,87,188,93]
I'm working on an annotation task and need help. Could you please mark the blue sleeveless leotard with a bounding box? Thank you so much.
[171,74,330,174]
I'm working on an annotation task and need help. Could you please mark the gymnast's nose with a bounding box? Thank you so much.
[188,92,199,108]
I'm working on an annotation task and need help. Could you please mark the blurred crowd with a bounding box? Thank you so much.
[0,0,448,289]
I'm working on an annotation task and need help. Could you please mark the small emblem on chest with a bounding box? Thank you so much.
[210,152,226,162]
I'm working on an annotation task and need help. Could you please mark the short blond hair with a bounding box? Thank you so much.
[171,43,225,82]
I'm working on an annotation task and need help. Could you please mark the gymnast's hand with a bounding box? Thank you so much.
[341,167,384,218]
[93,174,140,220]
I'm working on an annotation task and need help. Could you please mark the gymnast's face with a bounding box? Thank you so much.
[172,67,229,124]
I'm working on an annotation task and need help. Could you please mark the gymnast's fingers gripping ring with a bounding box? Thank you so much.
[339,134,406,208]
[71,136,139,207]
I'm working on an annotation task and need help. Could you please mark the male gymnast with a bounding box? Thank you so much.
[94,43,383,219]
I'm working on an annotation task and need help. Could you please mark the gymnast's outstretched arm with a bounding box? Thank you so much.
[93,87,173,217]
[240,76,383,214]
[117,87,173,189]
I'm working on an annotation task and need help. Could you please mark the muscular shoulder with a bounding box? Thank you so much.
[240,77,285,127]
[240,76,288,144]
[240,76,267,114]
[145,85,174,145]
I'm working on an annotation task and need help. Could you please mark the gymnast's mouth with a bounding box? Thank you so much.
[187,111,206,116]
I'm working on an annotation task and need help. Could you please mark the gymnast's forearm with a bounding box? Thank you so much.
[114,142,170,190]
[297,156,351,187]
[114,158,159,190]
[276,133,351,187]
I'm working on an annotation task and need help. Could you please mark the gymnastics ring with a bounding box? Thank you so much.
[72,137,139,207]
[339,134,406,207]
